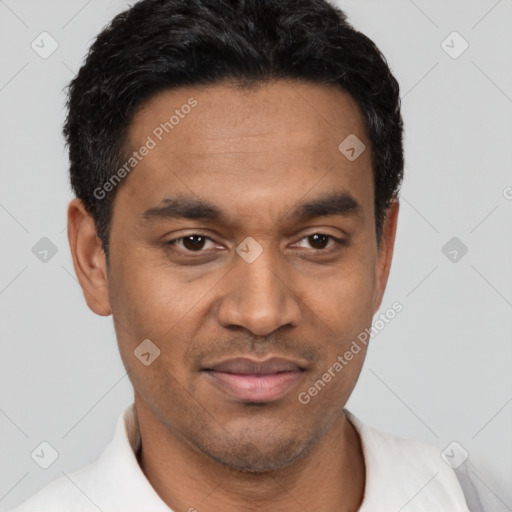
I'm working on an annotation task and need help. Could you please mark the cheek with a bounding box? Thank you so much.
[107,252,219,390]
[107,260,200,401]
[297,263,375,409]
[306,256,377,335]
[108,254,205,338]
[339,268,376,331]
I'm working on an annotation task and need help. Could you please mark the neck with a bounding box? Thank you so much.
[135,400,365,512]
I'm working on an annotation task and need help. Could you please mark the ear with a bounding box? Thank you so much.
[67,198,112,316]
[373,199,399,313]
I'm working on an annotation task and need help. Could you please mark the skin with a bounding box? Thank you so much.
[68,79,399,512]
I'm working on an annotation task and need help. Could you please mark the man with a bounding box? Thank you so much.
[11,0,473,510]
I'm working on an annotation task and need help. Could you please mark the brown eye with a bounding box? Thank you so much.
[168,234,215,252]
[307,233,331,250]
[297,233,344,251]
[182,235,207,251]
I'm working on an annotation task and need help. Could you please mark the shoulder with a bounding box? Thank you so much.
[8,404,170,512]
[347,411,471,512]
[8,461,101,512]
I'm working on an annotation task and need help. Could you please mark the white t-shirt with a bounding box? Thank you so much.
[9,404,473,511]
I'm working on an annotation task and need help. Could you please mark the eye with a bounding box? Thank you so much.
[295,233,345,251]
[166,232,346,256]
[167,234,218,252]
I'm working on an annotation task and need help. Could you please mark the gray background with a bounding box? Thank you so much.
[1,0,511,509]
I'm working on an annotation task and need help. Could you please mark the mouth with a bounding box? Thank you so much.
[202,357,307,403]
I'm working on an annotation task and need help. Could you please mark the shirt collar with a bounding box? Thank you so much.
[89,403,172,511]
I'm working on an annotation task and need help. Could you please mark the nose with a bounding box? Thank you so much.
[215,243,302,336]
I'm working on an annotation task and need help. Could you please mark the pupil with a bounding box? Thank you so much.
[184,235,205,251]
[310,234,328,249]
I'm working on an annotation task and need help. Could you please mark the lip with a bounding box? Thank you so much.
[203,357,306,403]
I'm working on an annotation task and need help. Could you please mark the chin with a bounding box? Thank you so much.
[195,426,320,474]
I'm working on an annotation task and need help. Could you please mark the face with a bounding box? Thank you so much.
[69,79,398,473]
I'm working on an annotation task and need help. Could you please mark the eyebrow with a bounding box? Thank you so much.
[141,191,363,225]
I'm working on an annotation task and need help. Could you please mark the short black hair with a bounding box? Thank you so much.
[64,0,404,257]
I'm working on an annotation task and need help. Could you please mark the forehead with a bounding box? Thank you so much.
[129,79,367,153]
[117,79,373,227]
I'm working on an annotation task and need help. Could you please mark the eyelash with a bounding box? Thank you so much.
[166,232,346,255]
